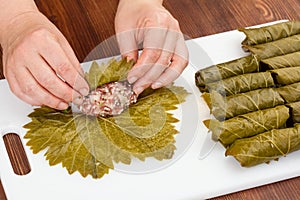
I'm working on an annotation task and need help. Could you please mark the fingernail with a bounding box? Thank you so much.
[152,82,163,89]
[79,88,89,96]
[58,102,69,110]
[134,87,144,95]
[126,56,131,62]
[128,76,137,84]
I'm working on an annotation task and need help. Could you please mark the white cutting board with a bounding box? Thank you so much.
[1,21,300,200]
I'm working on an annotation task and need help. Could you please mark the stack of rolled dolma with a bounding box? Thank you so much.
[196,21,300,167]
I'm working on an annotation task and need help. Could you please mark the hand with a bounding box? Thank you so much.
[115,0,188,95]
[0,11,89,110]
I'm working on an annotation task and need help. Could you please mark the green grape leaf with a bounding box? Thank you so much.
[24,107,109,178]
[24,58,189,179]
[244,34,300,59]
[239,21,300,45]
[261,52,300,70]
[225,123,300,167]
[85,58,134,90]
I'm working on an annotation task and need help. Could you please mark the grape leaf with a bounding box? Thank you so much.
[85,58,134,90]
[261,52,300,70]
[276,82,300,103]
[195,55,260,90]
[205,72,274,96]
[24,59,189,179]
[239,21,300,45]
[207,88,285,120]
[226,123,300,167]
[244,34,300,59]
[204,105,290,146]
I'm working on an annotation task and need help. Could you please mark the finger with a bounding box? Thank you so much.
[116,30,139,62]
[122,49,139,63]
[9,67,69,110]
[130,28,177,94]
[38,36,89,96]
[6,71,40,106]
[127,48,162,84]
[173,34,189,61]
[57,33,85,76]
[26,54,82,103]
[141,29,179,83]
[143,27,168,50]
[132,62,167,95]
[128,27,173,85]
[151,54,188,89]
[162,29,180,54]
[132,50,173,94]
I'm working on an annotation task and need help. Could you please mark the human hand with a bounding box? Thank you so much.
[115,0,188,95]
[0,11,89,110]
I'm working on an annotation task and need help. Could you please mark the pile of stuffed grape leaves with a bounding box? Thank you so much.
[195,20,300,167]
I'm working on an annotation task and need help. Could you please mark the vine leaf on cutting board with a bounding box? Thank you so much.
[24,58,189,179]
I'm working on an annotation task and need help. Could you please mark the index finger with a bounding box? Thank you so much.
[38,35,89,96]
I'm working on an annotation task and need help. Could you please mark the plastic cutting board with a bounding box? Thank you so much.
[0,21,299,200]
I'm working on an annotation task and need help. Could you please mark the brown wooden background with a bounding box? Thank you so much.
[1,0,300,199]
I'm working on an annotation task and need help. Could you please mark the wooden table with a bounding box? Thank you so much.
[1,0,300,199]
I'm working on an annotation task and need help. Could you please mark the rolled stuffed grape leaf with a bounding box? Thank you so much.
[239,21,300,46]
[287,101,300,123]
[226,123,300,167]
[261,52,300,70]
[204,105,289,146]
[276,82,300,103]
[205,88,285,120]
[205,72,274,96]
[270,66,300,86]
[24,59,189,179]
[243,34,300,59]
[202,92,212,110]
[195,55,259,91]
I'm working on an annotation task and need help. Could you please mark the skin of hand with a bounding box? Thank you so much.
[0,1,89,110]
[115,0,189,95]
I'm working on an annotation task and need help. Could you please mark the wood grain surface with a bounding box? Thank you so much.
[1,0,300,199]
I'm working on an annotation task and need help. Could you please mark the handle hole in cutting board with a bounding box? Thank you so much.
[3,133,31,175]
[0,180,7,200]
